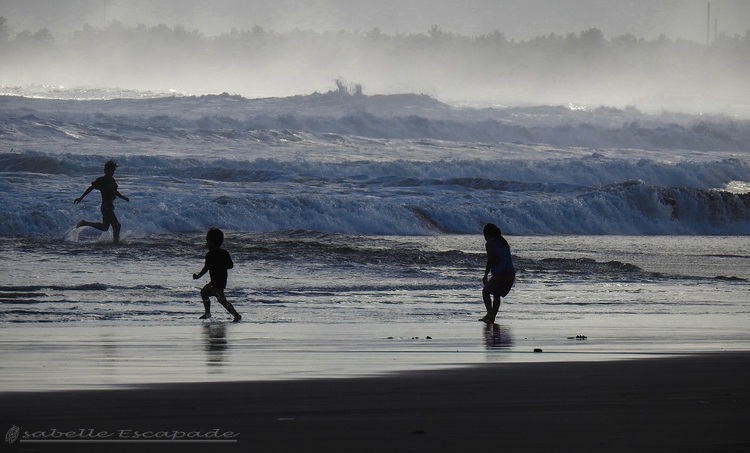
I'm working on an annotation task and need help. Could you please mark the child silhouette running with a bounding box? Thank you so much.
[74,159,129,244]
[193,228,241,322]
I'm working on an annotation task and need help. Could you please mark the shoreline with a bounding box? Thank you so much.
[3,320,749,392]
[2,352,749,452]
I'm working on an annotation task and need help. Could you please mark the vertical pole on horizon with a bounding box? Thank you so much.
[102,0,107,28]
[706,2,711,46]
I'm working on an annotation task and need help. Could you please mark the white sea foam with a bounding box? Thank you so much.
[1,89,749,236]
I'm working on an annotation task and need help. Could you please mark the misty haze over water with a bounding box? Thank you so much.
[1,0,749,115]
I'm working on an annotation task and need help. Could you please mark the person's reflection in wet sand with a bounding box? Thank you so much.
[203,323,228,369]
[484,323,514,349]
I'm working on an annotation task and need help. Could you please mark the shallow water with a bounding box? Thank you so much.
[1,234,748,391]
[2,234,748,325]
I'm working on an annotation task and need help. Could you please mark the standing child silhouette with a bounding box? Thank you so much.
[193,228,241,322]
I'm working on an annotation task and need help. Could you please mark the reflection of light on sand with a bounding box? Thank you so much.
[483,323,514,350]
[204,323,228,371]
[3,319,749,392]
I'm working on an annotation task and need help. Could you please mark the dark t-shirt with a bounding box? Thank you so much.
[205,249,234,289]
[486,238,515,276]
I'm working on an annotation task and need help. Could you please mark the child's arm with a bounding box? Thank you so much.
[74,185,94,204]
[193,265,208,280]
[483,243,492,284]
[115,189,130,202]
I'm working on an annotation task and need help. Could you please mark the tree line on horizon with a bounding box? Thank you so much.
[3,16,749,52]
[1,16,748,106]
[0,16,750,51]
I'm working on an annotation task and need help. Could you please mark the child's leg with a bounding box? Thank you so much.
[76,220,109,231]
[489,295,502,323]
[112,219,121,244]
[485,274,512,323]
[481,275,496,321]
[482,289,492,316]
[215,289,241,322]
[199,283,213,319]
[103,209,120,244]
[80,206,114,232]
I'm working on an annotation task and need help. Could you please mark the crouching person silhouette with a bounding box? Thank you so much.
[481,223,516,324]
[193,228,241,322]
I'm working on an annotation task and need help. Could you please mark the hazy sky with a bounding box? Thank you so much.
[2,0,748,42]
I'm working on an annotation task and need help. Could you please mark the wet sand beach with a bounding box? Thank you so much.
[1,354,748,452]
[1,323,748,453]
